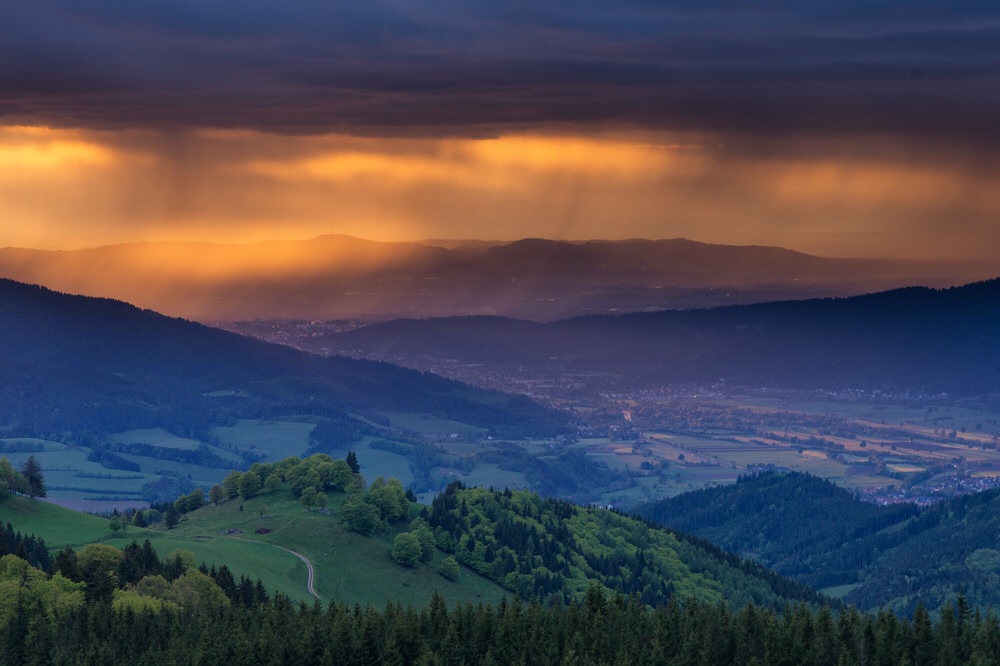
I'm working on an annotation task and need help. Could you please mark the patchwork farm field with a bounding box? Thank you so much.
[209,419,317,461]
[380,411,487,436]
[606,393,1000,505]
[6,388,1000,512]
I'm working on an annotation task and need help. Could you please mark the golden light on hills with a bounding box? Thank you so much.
[0,125,997,261]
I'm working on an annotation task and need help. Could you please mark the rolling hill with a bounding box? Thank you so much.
[636,471,1000,615]
[420,480,829,611]
[315,279,1000,395]
[0,278,563,437]
[0,472,828,613]
[0,278,566,505]
[0,489,506,608]
[7,485,974,666]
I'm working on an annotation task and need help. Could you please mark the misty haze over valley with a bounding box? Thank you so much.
[4,0,1000,660]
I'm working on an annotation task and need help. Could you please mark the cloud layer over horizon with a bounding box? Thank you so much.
[2,1,999,143]
[1,2,998,259]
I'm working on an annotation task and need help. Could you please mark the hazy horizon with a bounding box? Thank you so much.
[2,234,995,324]
[6,232,1000,265]
[2,3,999,262]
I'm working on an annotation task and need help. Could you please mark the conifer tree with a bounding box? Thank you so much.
[19,456,45,498]
[912,600,935,665]
[381,629,404,666]
[53,546,79,581]
[164,505,180,529]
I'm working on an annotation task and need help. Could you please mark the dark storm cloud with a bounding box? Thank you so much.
[2,0,999,142]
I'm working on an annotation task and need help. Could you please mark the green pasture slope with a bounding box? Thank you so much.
[0,496,111,547]
[0,490,507,608]
[0,496,316,603]
[158,489,507,608]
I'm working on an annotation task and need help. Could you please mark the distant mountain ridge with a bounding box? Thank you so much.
[316,279,1000,395]
[0,235,991,321]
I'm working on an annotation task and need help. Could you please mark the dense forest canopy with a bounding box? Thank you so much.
[1,549,997,665]
[636,472,918,589]
[422,481,827,611]
[638,471,1000,615]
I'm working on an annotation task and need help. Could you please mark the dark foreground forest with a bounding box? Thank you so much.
[5,559,998,665]
[9,589,998,665]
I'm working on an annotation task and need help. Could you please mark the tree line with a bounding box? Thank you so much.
[0,454,46,499]
[2,552,999,665]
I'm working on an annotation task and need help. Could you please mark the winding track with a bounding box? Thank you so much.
[229,537,320,599]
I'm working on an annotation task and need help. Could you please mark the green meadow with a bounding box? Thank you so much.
[380,411,486,436]
[209,419,317,461]
[155,488,506,608]
[1,485,508,609]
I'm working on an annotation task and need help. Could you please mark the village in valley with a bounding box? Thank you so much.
[216,319,1000,509]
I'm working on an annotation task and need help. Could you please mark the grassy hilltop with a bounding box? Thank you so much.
[1,453,831,614]
[2,488,507,607]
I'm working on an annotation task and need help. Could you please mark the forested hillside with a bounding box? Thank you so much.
[638,472,1000,615]
[2,458,996,663]
[845,488,1000,615]
[165,456,827,612]
[635,472,918,590]
[423,481,828,611]
[0,279,565,440]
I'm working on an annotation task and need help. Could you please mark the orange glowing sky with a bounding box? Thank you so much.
[1,2,999,260]
[1,125,997,259]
